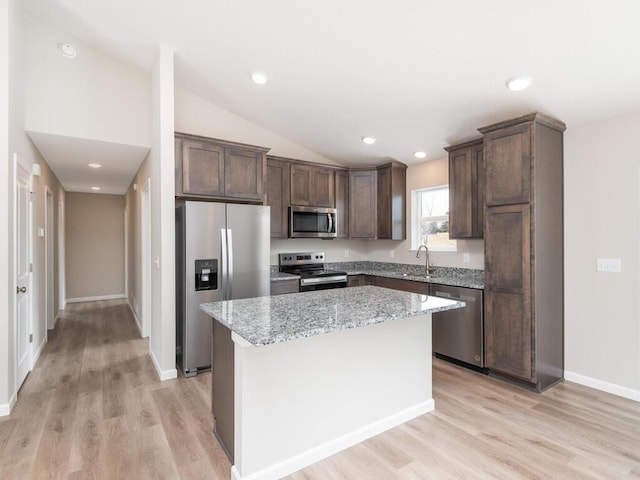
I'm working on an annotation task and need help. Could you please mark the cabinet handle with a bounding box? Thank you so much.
[16,286,26,294]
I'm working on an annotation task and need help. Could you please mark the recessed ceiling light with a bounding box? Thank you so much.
[506,76,532,91]
[58,42,77,59]
[414,151,427,159]
[88,163,102,169]
[251,72,268,85]
[362,136,376,145]
[91,186,101,191]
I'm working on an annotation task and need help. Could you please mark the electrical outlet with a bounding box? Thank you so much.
[389,249,395,259]
[344,249,349,258]
[597,258,621,273]
[463,253,470,263]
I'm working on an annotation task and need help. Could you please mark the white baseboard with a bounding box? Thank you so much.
[31,335,47,368]
[565,371,640,402]
[127,300,142,336]
[231,399,435,480]
[0,392,17,417]
[66,294,126,304]
[149,347,177,382]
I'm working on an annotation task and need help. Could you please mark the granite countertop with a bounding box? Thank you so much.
[270,270,300,282]
[200,285,464,347]
[269,262,484,289]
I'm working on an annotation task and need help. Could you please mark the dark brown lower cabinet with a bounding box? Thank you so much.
[270,279,299,295]
[373,276,429,295]
[346,275,374,287]
[484,204,532,381]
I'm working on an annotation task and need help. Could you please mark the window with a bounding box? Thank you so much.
[411,186,457,252]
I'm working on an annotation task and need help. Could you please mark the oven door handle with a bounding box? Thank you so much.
[300,275,347,286]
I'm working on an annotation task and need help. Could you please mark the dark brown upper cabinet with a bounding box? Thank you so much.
[266,157,290,238]
[349,169,377,239]
[376,162,407,240]
[446,139,484,239]
[290,163,335,208]
[335,169,349,238]
[483,123,531,206]
[175,132,269,202]
[479,112,566,392]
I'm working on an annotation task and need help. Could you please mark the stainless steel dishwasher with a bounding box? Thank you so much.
[431,284,484,368]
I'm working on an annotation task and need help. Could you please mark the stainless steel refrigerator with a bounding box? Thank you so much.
[175,200,270,377]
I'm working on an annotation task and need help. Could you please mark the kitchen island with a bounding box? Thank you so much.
[200,286,464,480]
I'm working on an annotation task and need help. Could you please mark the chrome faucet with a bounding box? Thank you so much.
[416,245,434,277]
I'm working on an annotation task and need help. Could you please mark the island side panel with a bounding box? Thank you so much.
[212,320,235,461]
[233,313,433,480]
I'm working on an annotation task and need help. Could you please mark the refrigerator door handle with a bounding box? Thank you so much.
[221,228,228,300]
[227,229,234,299]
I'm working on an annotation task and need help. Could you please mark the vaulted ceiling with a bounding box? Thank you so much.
[21,0,640,175]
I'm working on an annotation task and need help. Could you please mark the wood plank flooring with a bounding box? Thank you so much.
[1,299,639,479]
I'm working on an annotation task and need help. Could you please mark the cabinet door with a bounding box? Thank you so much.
[376,163,406,240]
[484,204,532,381]
[182,140,225,196]
[290,164,312,205]
[335,170,349,238]
[349,170,377,238]
[373,276,429,295]
[267,158,290,238]
[448,147,474,238]
[484,123,531,206]
[473,144,485,237]
[224,148,264,201]
[311,167,335,207]
[376,166,392,239]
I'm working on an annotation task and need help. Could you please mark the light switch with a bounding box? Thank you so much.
[463,253,470,263]
[344,249,349,258]
[37,227,45,237]
[597,258,621,273]
[389,249,395,259]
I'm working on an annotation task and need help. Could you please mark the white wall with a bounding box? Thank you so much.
[565,112,640,397]
[175,88,339,165]
[1,0,65,415]
[148,45,176,380]
[24,17,151,147]
[0,0,13,413]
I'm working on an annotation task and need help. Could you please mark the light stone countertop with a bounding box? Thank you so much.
[269,270,301,282]
[200,285,464,347]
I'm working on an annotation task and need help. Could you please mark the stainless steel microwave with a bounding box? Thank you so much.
[289,206,337,238]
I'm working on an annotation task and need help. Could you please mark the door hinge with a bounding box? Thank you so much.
[29,334,33,343]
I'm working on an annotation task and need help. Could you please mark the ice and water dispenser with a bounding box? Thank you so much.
[195,259,218,291]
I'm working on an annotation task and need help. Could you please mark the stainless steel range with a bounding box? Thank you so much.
[278,252,347,291]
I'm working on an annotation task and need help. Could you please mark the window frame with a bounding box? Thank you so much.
[410,185,457,253]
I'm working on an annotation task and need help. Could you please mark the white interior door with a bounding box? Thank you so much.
[15,161,32,389]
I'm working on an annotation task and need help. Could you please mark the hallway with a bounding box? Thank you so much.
[0,300,230,479]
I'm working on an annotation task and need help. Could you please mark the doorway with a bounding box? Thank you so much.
[15,158,32,390]
[141,178,151,338]
[45,187,55,330]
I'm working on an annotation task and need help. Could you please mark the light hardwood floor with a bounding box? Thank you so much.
[1,300,639,479]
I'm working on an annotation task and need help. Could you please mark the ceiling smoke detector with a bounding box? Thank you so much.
[58,42,77,59]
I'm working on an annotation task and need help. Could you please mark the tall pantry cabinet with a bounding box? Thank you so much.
[479,112,566,392]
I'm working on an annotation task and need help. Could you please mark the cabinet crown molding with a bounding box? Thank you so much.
[477,112,566,134]
[175,131,271,153]
[444,138,483,152]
